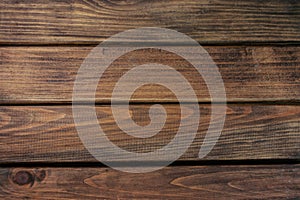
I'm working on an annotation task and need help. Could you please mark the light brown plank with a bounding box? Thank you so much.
[0,46,299,103]
[0,0,299,45]
[0,165,299,199]
[0,104,299,162]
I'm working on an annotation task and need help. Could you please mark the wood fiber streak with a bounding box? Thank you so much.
[0,46,299,103]
[0,0,299,45]
[0,105,299,162]
[0,166,299,199]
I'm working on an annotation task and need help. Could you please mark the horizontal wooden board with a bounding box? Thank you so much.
[0,0,299,44]
[0,46,299,103]
[0,165,299,199]
[0,104,299,162]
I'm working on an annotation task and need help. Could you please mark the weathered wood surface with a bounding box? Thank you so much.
[0,0,299,45]
[0,0,299,198]
[0,165,299,199]
[0,46,299,103]
[0,104,299,162]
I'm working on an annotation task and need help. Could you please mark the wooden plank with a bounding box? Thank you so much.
[0,165,299,199]
[0,0,299,45]
[0,46,299,103]
[0,104,299,162]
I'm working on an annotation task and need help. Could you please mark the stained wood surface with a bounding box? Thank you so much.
[0,0,299,198]
[0,0,299,45]
[0,46,299,103]
[0,104,299,162]
[0,165,299,199]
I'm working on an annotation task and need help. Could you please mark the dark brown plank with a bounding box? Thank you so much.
[0,46,299,103]
[0,165,299,199]
[0,0,299,45]
[0,104,299,162]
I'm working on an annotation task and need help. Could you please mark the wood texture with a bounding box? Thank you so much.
[0,0,299,198]
[0,165,299,199]
[0,0,299,45]
[0,46,299,103]
[0,104,299,162]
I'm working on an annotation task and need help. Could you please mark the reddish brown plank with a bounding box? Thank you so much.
[0,0,299,45]
[0,104,299,162]
[0,165,299,199]
[0,46,299,103]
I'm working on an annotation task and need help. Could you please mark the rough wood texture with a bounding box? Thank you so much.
[0,104,299,162]
[0,0,299,198]
[0,0,299,45]
[0,165,299,199]
[0,46,299,103]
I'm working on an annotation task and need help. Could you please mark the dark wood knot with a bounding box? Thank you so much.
[35,170,46,182]
[10,169,47,187]
[12,171,34,186]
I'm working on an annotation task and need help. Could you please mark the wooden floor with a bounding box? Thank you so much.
[0,0,299,199]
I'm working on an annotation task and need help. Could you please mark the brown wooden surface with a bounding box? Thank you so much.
[0,0,299,45]
[0,46,299,103]
[0,165,299,199]
[0,104,299,163]
[0,0,299,199]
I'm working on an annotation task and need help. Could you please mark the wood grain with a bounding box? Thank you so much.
[0,0,299,197]
[0,104,299,162]
[0,46,299,103]
[0,165,299,199]
[0,0,299,45]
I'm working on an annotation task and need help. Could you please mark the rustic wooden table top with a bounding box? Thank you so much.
[0,0,299,199]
